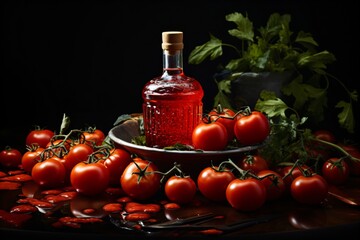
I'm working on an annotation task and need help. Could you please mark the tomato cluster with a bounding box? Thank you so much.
[1,124,360,212]
[192,105,270,151]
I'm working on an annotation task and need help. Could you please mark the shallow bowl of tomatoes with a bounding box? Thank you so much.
[108,113,265,174]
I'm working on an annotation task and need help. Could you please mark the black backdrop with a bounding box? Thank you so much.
[1,0,359,151]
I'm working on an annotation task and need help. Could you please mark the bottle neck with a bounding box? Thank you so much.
[163,49,183,75]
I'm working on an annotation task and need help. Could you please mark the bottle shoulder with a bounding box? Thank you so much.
[142,77,203,99]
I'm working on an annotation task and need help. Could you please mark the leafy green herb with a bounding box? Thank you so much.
[255,91,317,167]
[189,12,357,133]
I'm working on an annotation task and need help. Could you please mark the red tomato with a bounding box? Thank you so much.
[164,175,197,204]
[321,158,349,185]
[103,148,132,186]
[192,121,228,151]
[197,166,236,202]
[120,158,161,200]
[83,128,106,146]
[257,169,286,201]
[21,146,45,173]
[306,130,336,160]
[0,146,22,168]
[290,174,328,205]
[31,157,66,189]
[26,127,55,148]
[226,178,267,211]
[237,154,269,174]
[209,106,236,142]
[233,111,270,146]
[63,143,94,174]
[340,145,360,176]
[70,161,110,196]
[313,129,336,143]
[279,164,313,191]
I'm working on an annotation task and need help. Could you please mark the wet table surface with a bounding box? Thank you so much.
[1,168,360,240]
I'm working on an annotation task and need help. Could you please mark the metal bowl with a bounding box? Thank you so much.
[108,114,264,174]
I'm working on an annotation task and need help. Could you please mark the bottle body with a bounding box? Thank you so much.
[142,74,203,148]
[142,31,204,148]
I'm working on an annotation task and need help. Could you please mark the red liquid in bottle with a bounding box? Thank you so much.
[142,32,204,148]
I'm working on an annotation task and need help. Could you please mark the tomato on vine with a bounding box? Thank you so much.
[233,110,270,146]
[257,169,286,201]
[226,178,267,211]
[120,158,161,200]
[192,121,228,151]
[83,127,106,146]
[103,148,132,186]
[21,145,45,173]
[0,146,22,168]
[70,161,110,196]
[165,175,197,204]
[31,157,66,189]
[217,158,267,211]
[208,104,236,142]
[197,166,236,202]
[278,164,313,191]
[26,127,55,148]
[237,154,269,174]
[290,174,328,205]
[321,157,349,185]
[340,144,360,177]
[313,129,336,143]
[63,143,94,175]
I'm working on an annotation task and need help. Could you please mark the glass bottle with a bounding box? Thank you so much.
[142,31,204,148]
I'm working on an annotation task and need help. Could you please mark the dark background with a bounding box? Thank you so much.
[1,0,359,151]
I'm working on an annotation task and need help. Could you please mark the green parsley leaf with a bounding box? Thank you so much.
[188,34,223,64]
[335,100,355,133]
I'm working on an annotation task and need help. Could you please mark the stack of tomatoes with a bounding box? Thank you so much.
[1,127,134,196]
[192,105,271,151]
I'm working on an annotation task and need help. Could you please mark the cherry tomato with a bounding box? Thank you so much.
[340,144,360,176]
[237,154,269,174]
[279,164,313,191]
[0,146,22,168]
[21,145,45,173]
[290,174,328,205]
[192,121,228,151]
[306,130,336,160]
[70,161,110,196]
[209,105,236,142]
[103,148,132,186]
[226,178,267,211]
[31,157,66,189]
[120,158,161,200]
[313,129,336,143]
[321,157,349,185]
[197,166,236,202]
[257,169,286,201]
[83,128,106,146]
[164,175,197,204]
[63,143,94,174]
[233,111,270,146]
[26,127,55,148]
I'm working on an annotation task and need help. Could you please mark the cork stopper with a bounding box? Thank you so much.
[162,31,184,51]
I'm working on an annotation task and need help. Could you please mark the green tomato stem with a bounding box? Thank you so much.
[314,138,360,163]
